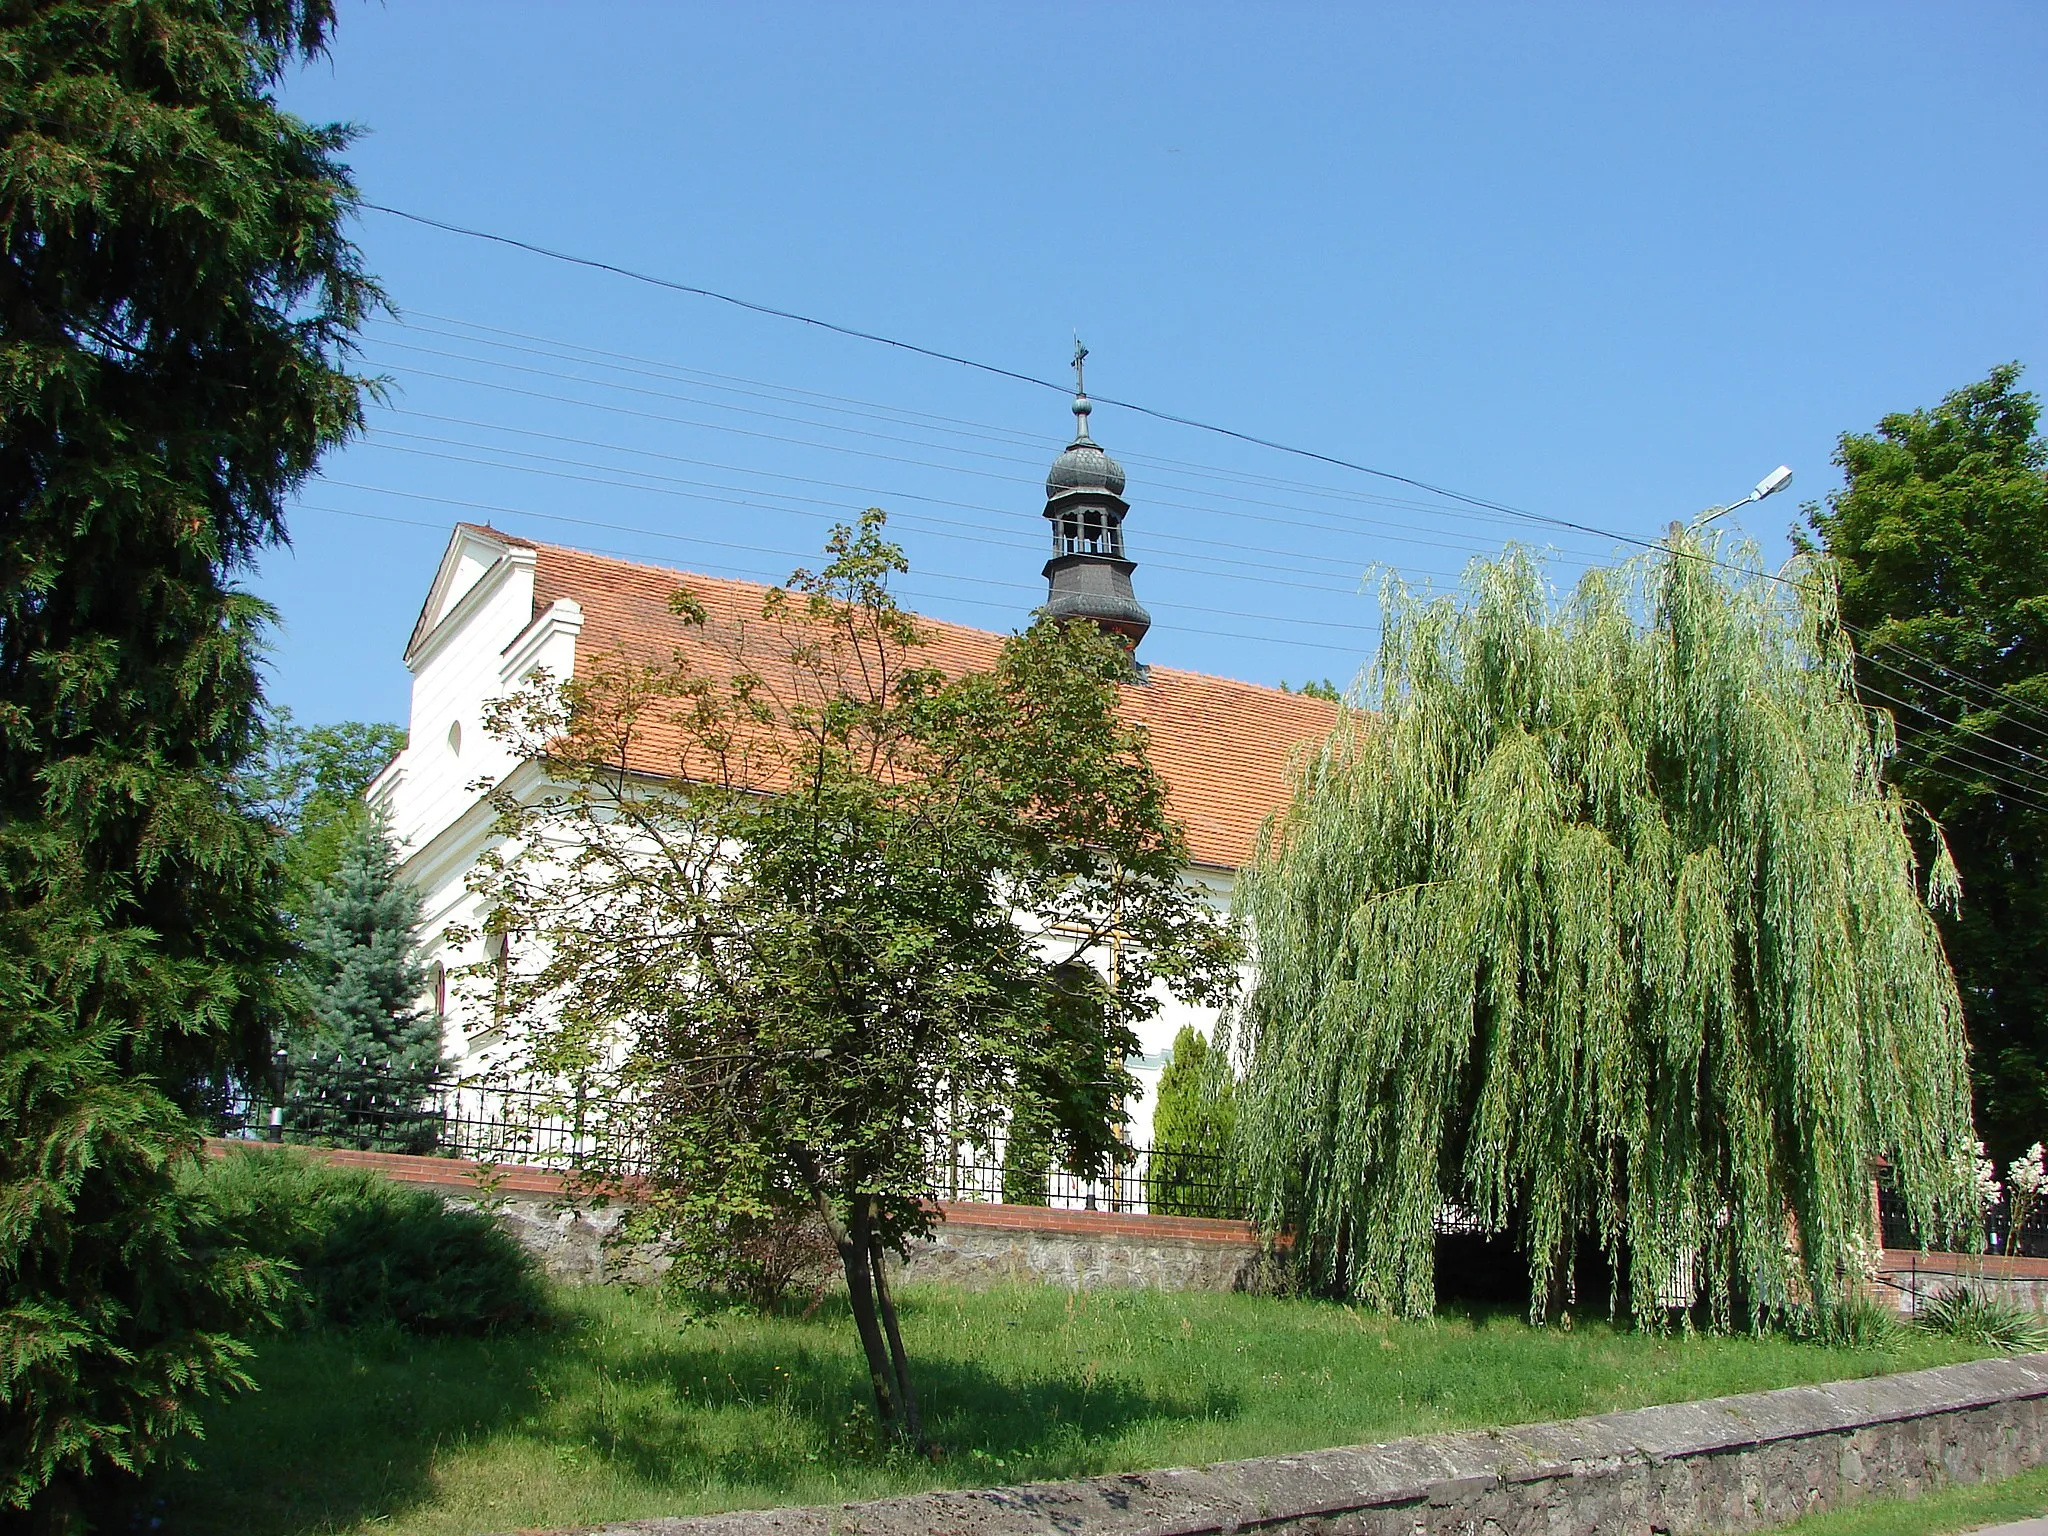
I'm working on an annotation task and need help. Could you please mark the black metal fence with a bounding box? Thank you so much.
[213,1072,1251,1219]
[1877,1181,2048,1258]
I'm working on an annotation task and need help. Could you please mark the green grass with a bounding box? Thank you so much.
[1774,1464,2048,1536]
[133,1283,1987,1536]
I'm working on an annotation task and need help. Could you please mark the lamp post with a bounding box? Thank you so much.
[1693,465,1794,529]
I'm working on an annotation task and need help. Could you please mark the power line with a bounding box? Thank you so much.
[365,206,2039,744]
[382,311,1567,535]
[361,203,1651,549]
[346,400,2048,765]
[298,500,1375,658]
[361,338,1580,560]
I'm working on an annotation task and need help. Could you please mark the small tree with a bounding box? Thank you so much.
[1232,531,1978,1327]
[244,710,408,910]
[285,814,443,1151]
[475,514,1237,1448]
[1145,1024,1238,1218]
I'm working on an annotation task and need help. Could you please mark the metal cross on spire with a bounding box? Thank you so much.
[1071,337,1092,438]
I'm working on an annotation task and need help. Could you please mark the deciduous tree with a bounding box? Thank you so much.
[1231,533,1976,1328]
[474,514,1237,1447]
[1801,366,2048,1162]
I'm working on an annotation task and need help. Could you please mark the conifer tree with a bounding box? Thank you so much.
[286,814,443,1152]
[1145,1024,1238,1217]
[0,2,373,1516]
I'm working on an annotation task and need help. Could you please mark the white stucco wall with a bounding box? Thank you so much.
[383,528,1243,1145]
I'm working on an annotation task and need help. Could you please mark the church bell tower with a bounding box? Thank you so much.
[1041,343,1151,651]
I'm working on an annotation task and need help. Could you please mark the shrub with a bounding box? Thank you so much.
[666,1203,838,1311]
[1786,1290,1903,1349]
[192,1148,547,1335]
[1915,1284,2048,1353]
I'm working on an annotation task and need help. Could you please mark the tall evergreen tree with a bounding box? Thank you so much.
[0,1,374,1518]
[1801,366,2048,1162]
[286,813,443,1152]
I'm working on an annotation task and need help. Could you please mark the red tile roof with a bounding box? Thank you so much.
[526,539,1340,871]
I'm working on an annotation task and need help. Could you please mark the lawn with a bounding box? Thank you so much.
[1777,1464,2048,1536]
[135,1282,1987,1536]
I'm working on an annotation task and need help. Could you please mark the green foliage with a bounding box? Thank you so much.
[1788,1292,1904,1351]
[132,1283,1984,1536]
[1913,1284,2048,1354]
[1279,678,1344,702]
[0,0,375,1514]
[1801,366,2048,1164]
[0,1078,290,1516]
[1145,1025,1239,1218]
[664,1204,839,1312]
[475,512,1240,1446]
[245,710,407,910]
[194,1147,547,1335]
[999,1113,1053,1207]
[1232,532,1978,1328]
[284,813,443,1151]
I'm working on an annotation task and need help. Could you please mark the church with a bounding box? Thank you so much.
[370,378,1339,1142]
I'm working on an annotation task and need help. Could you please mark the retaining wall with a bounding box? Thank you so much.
[201,1140,1274,1292]
[556,1352,2048,1536]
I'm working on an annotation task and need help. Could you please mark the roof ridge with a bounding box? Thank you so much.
[528,536,1339,703]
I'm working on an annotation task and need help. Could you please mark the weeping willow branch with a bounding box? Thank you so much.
[1229,531,1976,1327]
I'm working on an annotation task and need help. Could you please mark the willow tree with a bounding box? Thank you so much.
[1230,530,1977,1328]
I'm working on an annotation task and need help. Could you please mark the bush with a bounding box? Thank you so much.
[1786,1290,1903,1349]
[191,1148,548,1335]
[1915,1284,2048,1353]
[666,1203,839,1311]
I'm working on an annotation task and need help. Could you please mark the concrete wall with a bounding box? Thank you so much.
[561,1353,2048,1536]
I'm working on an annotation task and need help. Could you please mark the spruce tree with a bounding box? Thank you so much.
[0,1,373,1517]
[286,814,443,1151]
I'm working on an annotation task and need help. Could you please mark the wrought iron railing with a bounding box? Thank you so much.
[1877,1181,2048,1258]
[212,1071,1251,1219]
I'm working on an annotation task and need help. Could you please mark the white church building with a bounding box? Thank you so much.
[367,387,1337,1145]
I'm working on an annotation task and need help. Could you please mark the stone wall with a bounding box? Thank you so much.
[202,1140,1275,1293]
[562,1353,2048,1536]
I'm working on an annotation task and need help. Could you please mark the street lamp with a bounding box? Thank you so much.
[1695,465,1794,528]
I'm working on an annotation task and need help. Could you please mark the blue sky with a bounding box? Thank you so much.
[266,2,2047,727]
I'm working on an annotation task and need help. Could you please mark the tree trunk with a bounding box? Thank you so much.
[815,1190,901,1436]
[869,1221,926,1452]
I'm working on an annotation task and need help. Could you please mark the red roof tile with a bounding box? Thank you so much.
[529,542,1339,870]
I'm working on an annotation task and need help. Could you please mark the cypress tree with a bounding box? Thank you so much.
[0,2,373,1516]
[286,813,443,1153]
[1232,532,1978,1327]
[1145,1024,1238,1218]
